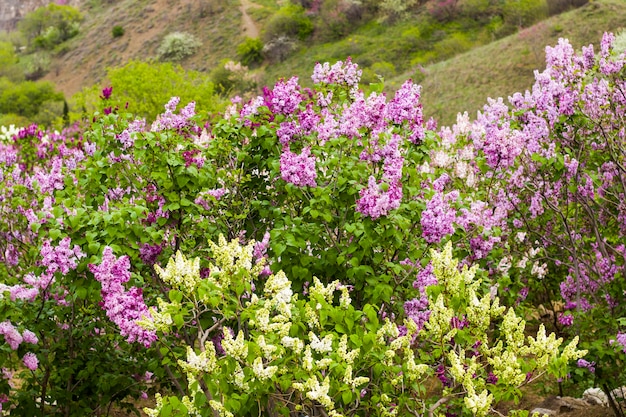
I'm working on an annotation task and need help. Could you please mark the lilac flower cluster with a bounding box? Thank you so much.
[267,77,302,115]
[40,237,85,275]
[194,188,228,211]
[311,57,362,94]
[386,80,425,143]
[420,189,459,244]
[150,97,198,133]
[280,147,317,188]
[90,247,156,347]
[577,358,595,373]
[356,135,404,219]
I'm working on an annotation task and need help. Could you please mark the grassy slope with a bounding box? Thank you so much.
[415,0,626,126]
[42,0,243,97]
[40,0,626,128]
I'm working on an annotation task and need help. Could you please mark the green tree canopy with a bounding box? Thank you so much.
[74,60,223,122]
[18,3,83,49]
[0,79,63,119]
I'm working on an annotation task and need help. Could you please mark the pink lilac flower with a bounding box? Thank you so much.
[280,146,317,187]
[558,313,574,327]
[577,359,595,373]
[277,121,301,145]
[151,97,197,132]
[90,247,156,347]
[40,237,85,276]
[0,321,22,350]
[356,176,402,219]
[22,352,38,371]
[420,190,458,244]
[268,77,302,115]
[22,330,38,344]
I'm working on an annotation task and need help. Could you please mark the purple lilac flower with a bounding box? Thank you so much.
[101,86,113,100]
[386,79,424,143]
[22,352,38,371]
[279,146,317,188]
[436,364,452,387]
[139,243,163,266]
[311,58,362,93]
[269,77,302,115]
[40,237,85,276]
[404,296,431,330]
[90,247,156,347]
[420,190,458,243]
[577,359,595,373]
[486,372,498,384]
[22,329,38,344]
[558,313,574,327]
[0,321,22,350]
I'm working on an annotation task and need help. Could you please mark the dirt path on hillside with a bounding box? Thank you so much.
[239,0,260,39]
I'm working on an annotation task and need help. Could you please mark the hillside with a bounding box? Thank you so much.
[2,0,625,125]
[417,0,626,125]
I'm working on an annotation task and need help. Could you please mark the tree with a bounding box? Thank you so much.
[17,3,83,50]
[75,60,222,122]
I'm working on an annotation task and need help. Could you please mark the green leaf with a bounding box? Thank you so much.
[342,390,353,404]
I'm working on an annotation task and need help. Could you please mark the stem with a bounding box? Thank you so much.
[428,396,450,417]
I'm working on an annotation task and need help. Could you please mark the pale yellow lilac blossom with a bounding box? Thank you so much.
[154,250,201,293]
[222,329,248,361]
[252,356,277,380]
[208,400,234,417]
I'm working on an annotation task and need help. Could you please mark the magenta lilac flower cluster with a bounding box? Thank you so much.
[280,147,317,188]
[89,247,156,347]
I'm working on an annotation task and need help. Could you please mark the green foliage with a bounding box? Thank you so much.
[20,51,52,80]
[0,42,23,82]
[112,25,125,38]
[378,0,419,22]
[209,60,257,97]
[17,3,83,50]
[156,32,202,62]
[75,60,222,122]
[503,0,549,28]
[236,37,264,66]
[262,4,313,42]
[0,79,63,120]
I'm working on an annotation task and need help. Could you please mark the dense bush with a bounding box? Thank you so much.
[157,32,202,62]
[0,79,63,119]
[17,3,83,50]
[262,4,313,43]
[112,25,125,38]
[236,37,264,66]
[2,32,626,417]
[73,60,221,122]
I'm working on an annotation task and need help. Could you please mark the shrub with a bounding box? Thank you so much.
[236,37,263,66]
[112,25,125,38]
[0,79,63,119]
[209,60,257,97]
[502,0,549,28]
[18,3,83,50]
[316,0,365,41]
[72,60,222,122]
[262,4,313,43]
[156,32,202,62]
[262,36,298,63]
[378,0,418,22]
[546,0,588,15]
